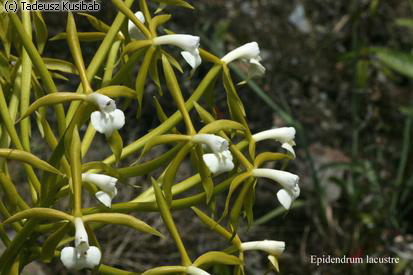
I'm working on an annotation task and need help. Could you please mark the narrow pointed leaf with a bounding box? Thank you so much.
[43,57,78,74]
[42,222,71,262]
[141,134,191,157]
[3,208,73,224]
[124,40,153,55]
[50,32,107,42]
[142,266,187,275]
[107,130,123,163]
[150,0,194,9]
[254,152,291,167]
[83,213,163,238]
[96,85,136,99]
[222,172,251,219]
[149,14,172,34]
[193,251,242,267]
[136,46,157,117]
[0,149,63,175]
[78,13,111,33]
[199,120,246,134]
[163,51,183,73]
[17,93,86,122]
[371,47,413,79]
[33,11,48,54]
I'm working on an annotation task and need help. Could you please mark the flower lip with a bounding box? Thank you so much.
[74,218,89,252]
[202,150,234,175]
[221,42,260,64]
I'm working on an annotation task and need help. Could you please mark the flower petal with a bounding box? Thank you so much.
[202,150,234,175]
[87,93,116,112]
[276,189,294,210]
[82,173,118,194]
[60,247,77,270]
[83,246,101,269]
[221,42,260,64]
[95,191,113,208]
[248,58,266,78]
[186,266,211,275]
[281,142,296,158]
[90,109,125,138]
[181,50,201,69]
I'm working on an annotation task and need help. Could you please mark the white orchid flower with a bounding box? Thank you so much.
[252,168,300,209]
[252,127,296,157]
[186,266,211,275]
[87,93,125,138]
[60,218,101,270]
[128,11,145,40]
[202,149,234,175]
[221,42,265,79]
[192,134,229,154]
[153,34,201,69]
[241,240,285,256]
[82,173,118,208]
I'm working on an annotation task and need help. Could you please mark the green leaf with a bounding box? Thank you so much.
[142,266,187,275]
[193,102,215,123]
[194,146,214,203]
[149,14,172,34]
[199,119,246,134]
[0,149,63,176]
[83,213,163,238]
[50,32,107,42]
[163,144,192,204]
[141,134,191,157]
[254,152,291,167]
[96,85,137,99]
[107,130,123,163]
[372,47,413,79]
[193,251,242,267]
[43,57,78,74]
[135,46,157,117]
[42,222,71,262]
[222,172,251,219]
[33,11,48,54]
[395,18,413,29]
[149,50,163,96]
[162,51,183,74]
[78,13,111,33]
[191,207,238,244]
[3,208,73,224]
[150,0,194,9]
[17,92,87,122]
[124,40,153,55]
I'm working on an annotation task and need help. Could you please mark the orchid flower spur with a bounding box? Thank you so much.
[87,93,125,138]
[128,11,145,40]
[153,34,201,69]
[221,42,265,80]
[252,127,297,157]
[252,168,300,209]
[241,240,285,256]
[82,173,118,208]
[60,218,101,270]
[202,149,234,175]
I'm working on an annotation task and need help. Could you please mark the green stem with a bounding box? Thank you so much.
[102,65,222,165]
[8,13,66,136]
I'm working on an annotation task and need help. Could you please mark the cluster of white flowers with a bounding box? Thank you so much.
[59,10,297,273]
